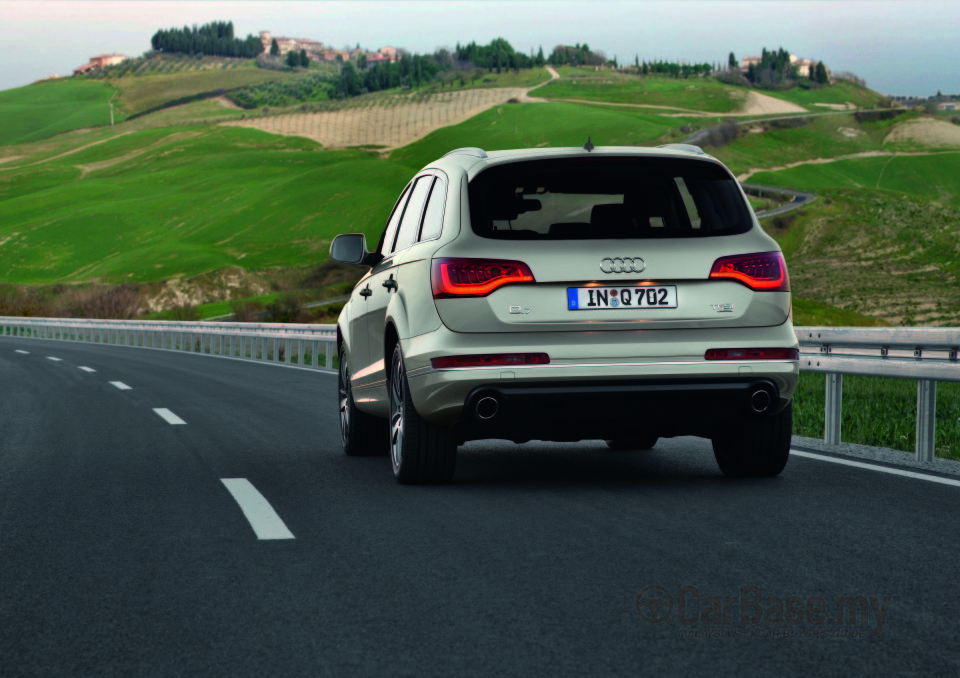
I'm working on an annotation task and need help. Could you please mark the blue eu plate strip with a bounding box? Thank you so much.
[567,288,578,310]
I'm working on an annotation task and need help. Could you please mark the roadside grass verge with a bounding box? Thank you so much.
[793,371,960,461]
[0,79,123,146]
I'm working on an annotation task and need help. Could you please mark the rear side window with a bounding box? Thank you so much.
[393,176,433,253]
[468,157,752,239]
[418,176,447,242]
[379,185,411,257]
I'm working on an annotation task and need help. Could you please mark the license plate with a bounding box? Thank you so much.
[567,285,678,310]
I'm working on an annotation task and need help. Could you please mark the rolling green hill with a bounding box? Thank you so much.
[0,126,416,283]
[0,57,952,328]
[0,79,123,146]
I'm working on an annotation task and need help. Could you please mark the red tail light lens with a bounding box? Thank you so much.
[709,252,789,291]
[705,348,799,360]
[432,258,535,298]
[431,353,550,369]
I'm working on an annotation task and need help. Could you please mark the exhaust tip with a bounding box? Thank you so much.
[475,396,499,421]
[750,389,772,414]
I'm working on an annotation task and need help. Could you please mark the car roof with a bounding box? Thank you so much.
[423,145,725,179]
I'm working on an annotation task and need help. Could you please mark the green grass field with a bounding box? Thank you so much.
[390,102,700,169]
[761,79,888,110]
[750,152,960,206]
[535,71,745,112]
[713,111,920,176]
[108,66,296,116]
[792,297,890,326]
[0,79,123,146]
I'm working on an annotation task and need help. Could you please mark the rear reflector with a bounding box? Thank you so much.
[705,348,799,360]
[432,258,535,298]
[709,252,790,291]
[431,353,550,369]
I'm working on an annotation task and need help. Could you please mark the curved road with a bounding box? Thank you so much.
[2,336,959,676]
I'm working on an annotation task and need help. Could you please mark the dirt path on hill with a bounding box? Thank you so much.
[736,150,960,182]
[542,89,806,117]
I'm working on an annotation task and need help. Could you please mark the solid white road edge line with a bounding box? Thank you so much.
[220,478,295,540]
[15,350,29,354]
[152,408,186,425]
[110,381,132,390]
[791,449,960,488]
[46,357,62,361]
[78,366,96,372]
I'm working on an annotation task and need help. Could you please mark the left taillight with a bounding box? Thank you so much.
[432,258,535,299]
[709,251,789,292]
[431,353,550,369]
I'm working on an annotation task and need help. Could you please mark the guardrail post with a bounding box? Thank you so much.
[916,380,937,462]
[326,341,335,370]
[824,373,842,445]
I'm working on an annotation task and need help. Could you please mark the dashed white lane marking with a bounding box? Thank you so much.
[152,408,186,425]
[109,381,132,390]
[78,366,96,372]
[220,479,295,540]
[46,357,62,362]
[15,350,29,354]
[791,450,960,489]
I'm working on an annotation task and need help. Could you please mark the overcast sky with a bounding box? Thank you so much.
[1,0,957,96]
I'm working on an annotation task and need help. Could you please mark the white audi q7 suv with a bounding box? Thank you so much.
[330,144,799,484]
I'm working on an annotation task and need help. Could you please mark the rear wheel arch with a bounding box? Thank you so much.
[383,323,400,386]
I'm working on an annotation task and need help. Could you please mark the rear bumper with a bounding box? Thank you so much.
[402,322,799,431]
[456,378,782,443]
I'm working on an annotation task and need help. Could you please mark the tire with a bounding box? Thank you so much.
[711,402,792,477]
[389,344,457,484]
[605,434,659,450]
[339,344,388,457]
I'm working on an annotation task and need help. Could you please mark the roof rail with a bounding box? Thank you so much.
[657,143,705,155]
[443,147,488,159]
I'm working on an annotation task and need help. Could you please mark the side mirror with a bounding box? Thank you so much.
[330,233,378,266]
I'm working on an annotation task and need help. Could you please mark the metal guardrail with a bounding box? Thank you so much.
[798,327,960,462]
[2,317,956,461]
[0,316,338,372]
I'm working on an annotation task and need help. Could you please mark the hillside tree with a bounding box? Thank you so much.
[270,38,280,56]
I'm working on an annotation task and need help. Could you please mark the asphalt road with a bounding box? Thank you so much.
[2,336,959,677]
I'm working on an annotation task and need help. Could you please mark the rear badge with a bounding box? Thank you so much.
[509,306,532,314]
[711,304,734,313]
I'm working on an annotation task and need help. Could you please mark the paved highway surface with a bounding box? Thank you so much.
[2,336,959,676]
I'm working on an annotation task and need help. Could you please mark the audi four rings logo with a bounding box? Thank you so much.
[600,257,645,273]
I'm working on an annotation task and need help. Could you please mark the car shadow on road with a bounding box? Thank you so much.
[447,438,743,489]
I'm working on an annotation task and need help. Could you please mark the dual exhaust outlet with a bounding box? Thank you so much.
[470,381,778,422]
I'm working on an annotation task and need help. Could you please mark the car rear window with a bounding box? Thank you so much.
[468,157,753,239]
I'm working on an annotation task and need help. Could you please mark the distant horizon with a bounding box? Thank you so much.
[1,1,958,97]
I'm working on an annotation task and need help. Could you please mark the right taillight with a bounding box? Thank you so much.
[705,348,799,360]
[709,251,790,291]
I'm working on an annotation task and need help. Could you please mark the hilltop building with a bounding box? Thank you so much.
[740,53,828,79]
[73,54,128,75]
[259,30,399,66]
